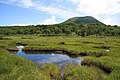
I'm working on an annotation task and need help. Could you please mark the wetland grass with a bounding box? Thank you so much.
[0,35,120,80]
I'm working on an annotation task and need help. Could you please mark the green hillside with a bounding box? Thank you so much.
[63,16,105,25]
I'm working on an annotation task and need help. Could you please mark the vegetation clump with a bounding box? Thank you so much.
[63,63,104,80]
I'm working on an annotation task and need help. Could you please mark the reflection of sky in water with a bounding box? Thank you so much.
[16,50,83,67]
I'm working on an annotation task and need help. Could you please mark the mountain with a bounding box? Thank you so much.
[63,16,105,25]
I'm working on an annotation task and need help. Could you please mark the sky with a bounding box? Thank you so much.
[0,0,120,26]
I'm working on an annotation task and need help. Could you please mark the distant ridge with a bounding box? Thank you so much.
[63,16,105,25]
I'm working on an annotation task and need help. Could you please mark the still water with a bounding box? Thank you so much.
[15,47,83,67]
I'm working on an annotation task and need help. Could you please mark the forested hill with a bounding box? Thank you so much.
[0,16,120,37]
[63,16,105,25]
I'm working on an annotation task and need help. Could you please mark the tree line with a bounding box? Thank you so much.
[0,23,120,37]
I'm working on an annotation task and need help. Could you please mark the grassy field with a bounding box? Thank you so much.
[0,35,120,80]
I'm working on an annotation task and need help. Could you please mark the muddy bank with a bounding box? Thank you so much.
[81,61,112,74]
[6,47,108,57]
[6,48,81,57]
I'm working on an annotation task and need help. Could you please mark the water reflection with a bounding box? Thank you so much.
[15,46,83,67]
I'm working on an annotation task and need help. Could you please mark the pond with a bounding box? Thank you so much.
[14,46,83,67]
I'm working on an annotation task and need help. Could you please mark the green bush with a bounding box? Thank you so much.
[63,63,104,80]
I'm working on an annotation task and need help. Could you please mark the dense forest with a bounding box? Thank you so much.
[0,16,120,37]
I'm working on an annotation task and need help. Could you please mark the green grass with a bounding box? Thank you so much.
[41,63,60,79]
[0,35,120,80]
[63,63,105,80]
[0,49,51,80]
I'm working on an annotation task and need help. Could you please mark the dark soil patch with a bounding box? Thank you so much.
[83,41,104,44]
[93,46,110,49]
[15,42,27,46]
[81,62,112,74]
[58,42,66,45]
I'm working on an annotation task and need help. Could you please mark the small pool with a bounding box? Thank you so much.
[14,48,83,67]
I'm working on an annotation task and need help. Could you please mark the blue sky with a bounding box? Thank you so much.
[0,0,120,26]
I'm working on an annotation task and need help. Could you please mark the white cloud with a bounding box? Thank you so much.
[34,4,77,19]
[69,0,80,4]
[69,0,120,15]
[12,23,33,26]
[99,17,118,25]
[19,0,33,8]
[9,0,17,2]
[78,0,120,15]
[0,0,77,19]
[41,16,56,25]
[0,0,33,8]
[0,0,120,25]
